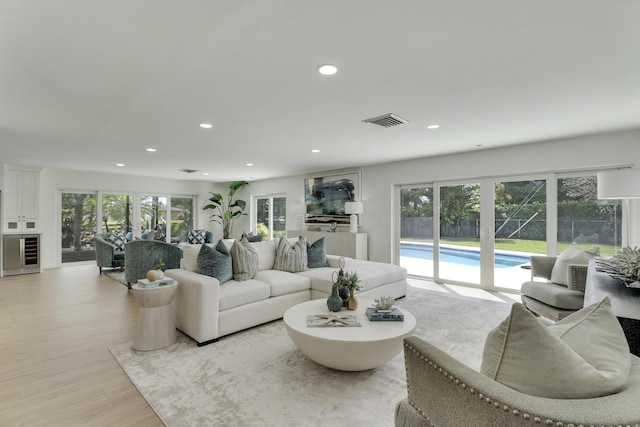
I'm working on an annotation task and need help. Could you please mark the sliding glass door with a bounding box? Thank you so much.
[493,179,547,290]
[399,186,434,277]
[61,192,97,263]
[397,171,625,292]
[438,182,481,285]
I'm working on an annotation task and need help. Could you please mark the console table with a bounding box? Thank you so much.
[585,259,640,356]
[287,230,368,260]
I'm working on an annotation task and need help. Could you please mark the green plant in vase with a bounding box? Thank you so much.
[340,271,360,310]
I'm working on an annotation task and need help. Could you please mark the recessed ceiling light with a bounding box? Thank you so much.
[311,149,320,153]
[200,123,213,129]
[146,148,157,152]
[246,163,254,167]
[116,163,125,167]
[427,124,440,130]
[317,64,338,75]
[203,172,209,176]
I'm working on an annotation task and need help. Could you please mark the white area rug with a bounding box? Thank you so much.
[109,286,514,426]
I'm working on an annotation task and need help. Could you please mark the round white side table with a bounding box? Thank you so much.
[132,282,178,351]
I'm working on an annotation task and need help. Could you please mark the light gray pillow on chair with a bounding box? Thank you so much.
[550,242,599,286]
[481,297,630,399]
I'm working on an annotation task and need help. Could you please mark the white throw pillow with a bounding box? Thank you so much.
[550,242,600,286]
[480,297,630,399]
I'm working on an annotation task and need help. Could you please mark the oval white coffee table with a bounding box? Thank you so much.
[283,299,416,371]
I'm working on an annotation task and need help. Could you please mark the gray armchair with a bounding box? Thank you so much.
[395,336,640,427]
[95,233,125,274]
[520,255,588,321]
[124,240,183,290]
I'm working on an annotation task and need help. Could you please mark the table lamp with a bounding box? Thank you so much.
[344,201,363,233]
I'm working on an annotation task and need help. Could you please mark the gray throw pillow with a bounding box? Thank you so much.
[197,240,233,284]
[230,237,259,281]
[307,237,327,268]
[274,236,308,273]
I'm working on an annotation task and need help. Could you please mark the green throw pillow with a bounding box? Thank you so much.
[197,240,233,284]
[307,237,327,268]
[481,297,630,399]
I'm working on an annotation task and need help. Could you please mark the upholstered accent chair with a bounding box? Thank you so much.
[124,240,183,290]
[95,233,126,274]
[395,336,640,427]
[520,254,589,321]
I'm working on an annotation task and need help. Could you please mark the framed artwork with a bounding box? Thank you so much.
[304,171,360,225]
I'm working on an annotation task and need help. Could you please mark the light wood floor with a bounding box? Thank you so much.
[0,264,162,427]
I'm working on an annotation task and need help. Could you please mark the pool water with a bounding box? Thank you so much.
[400,243,529,269]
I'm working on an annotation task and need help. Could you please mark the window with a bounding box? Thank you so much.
[61,192,97,263]
[60,191,196,263]
[557,175,622,256]
[255,195,286,240]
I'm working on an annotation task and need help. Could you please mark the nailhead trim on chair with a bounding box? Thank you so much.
[402,342,640,427]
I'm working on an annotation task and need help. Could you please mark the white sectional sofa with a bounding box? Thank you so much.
[165,238,408,346]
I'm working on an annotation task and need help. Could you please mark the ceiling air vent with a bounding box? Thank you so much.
[362,113,408,128]
[179,168,199,174]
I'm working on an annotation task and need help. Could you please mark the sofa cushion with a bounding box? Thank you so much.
[307,237,328,268]
[346,261,407,292]
[274,236,308,273]
[481,297,630,399]
[297,267,338,294]
[188,229,207,244]
[230,237,259,281]
[251,240,276,271]
[106,230,126,251]
[254,270,311,297]
[550,243,599,286]
[218,279,271,311]
[520,280,585,310]
[197,240,232,284]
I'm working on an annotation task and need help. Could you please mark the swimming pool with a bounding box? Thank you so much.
[400,243,529,269]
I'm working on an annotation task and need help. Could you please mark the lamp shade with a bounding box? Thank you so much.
[344,201,363,215]
[597,169,640,199]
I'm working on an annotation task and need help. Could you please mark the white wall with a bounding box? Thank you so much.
[38,168,220,269]
[241,129,640,263]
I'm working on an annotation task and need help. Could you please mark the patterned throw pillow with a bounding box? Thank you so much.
[274,236,308,273]
[106,230,126,251]
[188,229,207,244]
[307,237,327,268]
[197,240,233,284]
[230,237,259,281]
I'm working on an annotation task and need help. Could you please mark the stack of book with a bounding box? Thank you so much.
[366,307,404,321]
[137,278,176,288]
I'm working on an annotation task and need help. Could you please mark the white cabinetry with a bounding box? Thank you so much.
[3,169,40,233]
[288,230,368,260]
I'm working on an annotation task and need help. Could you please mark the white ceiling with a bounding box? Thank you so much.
[2,1,639,182]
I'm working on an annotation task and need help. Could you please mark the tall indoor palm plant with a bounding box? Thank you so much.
[203,181,249,239]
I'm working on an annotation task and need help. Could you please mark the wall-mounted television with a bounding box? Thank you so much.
[304,172,360,225]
